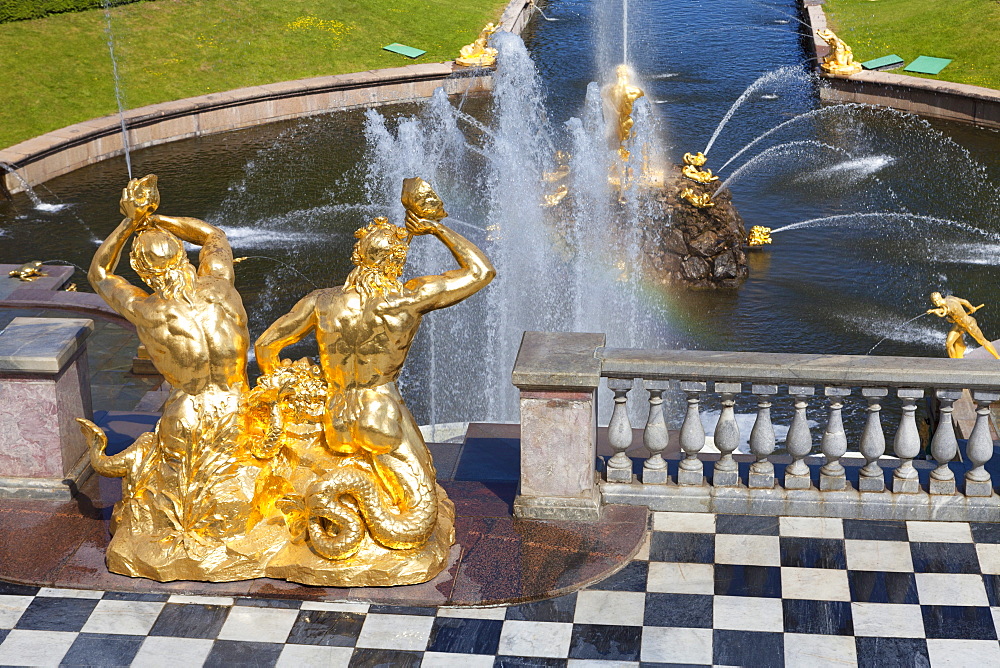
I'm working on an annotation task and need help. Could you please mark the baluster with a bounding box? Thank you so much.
[749,384,777,489]
[892,388,924,493]
[642,380,670,484]
[858,387,888,492]
[929,389,962,495]
[713,382,742,486]
[606,378,634,483]
[820,387,851,491]
[677,381,708,485]
[784,385,815,490]
[965,390,1000,497]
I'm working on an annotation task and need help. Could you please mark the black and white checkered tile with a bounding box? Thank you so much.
[3,514,1000,666]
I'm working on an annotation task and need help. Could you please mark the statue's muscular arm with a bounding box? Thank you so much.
[255,291,319,375]
[151,215,235,283]
[399,221,495,314]
[89,216,149,321]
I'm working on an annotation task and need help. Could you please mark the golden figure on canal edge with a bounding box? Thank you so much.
[455,22,499,67]
[927,292,1000,360]
[816,29,862,76]
[77,175,494,586]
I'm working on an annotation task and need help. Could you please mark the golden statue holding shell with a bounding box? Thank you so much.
[78,175,494,586]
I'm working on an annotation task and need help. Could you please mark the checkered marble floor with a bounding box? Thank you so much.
[3,513,1000,666]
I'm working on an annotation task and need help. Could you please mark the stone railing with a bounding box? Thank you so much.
[511,331,1000,522]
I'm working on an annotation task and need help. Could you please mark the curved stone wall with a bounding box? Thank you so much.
[0,0,536,196]
[801,0,1000,129]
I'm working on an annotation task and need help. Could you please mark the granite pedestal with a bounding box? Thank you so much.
[0,317,94,499]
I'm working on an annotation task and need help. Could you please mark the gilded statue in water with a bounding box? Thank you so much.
[78,175,495,586]
[607,64,646,163]
[816,29,862,76]
[927,292,1000,360]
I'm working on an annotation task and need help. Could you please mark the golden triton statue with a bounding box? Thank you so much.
[607,64,646,163]
[816,29,862,76]
[747,225,772,246]
[77,175,494,586]
[927,292,1000,360]
[679,187,715,208]
[455,22,499,67]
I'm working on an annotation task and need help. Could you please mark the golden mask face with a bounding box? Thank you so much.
[401,177,447,221]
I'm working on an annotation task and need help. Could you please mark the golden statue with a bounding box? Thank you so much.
[8,260,47,281]
[683,152,707,167]
[77,175,494,586]
[816,29,862,76]
[542,184,569,207]
[747,225,772,246]
[682,164,719,184]
[927,292,1000,360]
[607,64,646,162]
[679,187,714,208]
[455,22,498,67]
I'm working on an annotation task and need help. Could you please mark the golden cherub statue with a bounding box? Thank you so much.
[456,22,499,67]
[816,29,862,76]
[77,175,495,586]
[679,187,715,208]
[747,226,772,246]
[927,292,1000,360]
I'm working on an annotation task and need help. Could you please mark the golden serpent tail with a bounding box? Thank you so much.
[305,467,437,560]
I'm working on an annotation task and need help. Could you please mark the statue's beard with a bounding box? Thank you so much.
[344,263,403,302]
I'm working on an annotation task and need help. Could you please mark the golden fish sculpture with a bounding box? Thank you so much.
[747,226,772,246]
[77,175,494,585]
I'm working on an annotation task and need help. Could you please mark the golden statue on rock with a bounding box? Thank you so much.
[78,175,495,586]
[927,292,1000,360]
[747,225,772,246]
[816,29,862,76]
[679,187,714,208]
[607,64,646,163]
[455,22,499,67]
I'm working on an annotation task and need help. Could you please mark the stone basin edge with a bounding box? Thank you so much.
[0,0,537,197]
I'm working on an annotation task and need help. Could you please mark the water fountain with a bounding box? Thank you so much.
[1,0,999,431]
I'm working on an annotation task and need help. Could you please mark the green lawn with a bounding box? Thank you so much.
[0,0,509,149]
[824,0,1000,89]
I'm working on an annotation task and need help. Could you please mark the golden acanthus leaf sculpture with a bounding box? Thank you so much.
[77,175,495,586]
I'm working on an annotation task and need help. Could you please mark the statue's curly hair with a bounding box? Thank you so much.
[344,217,410,301]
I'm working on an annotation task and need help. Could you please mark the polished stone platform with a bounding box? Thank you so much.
[0,421,646,607]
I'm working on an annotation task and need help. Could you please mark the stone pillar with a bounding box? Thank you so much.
[0,317,94,499]
[512,331,606,521]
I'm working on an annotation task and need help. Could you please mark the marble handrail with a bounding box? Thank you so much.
[511,331,1000,521]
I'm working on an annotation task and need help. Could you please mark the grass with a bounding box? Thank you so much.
[824,0,1000,89]
[0,0,509,149]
